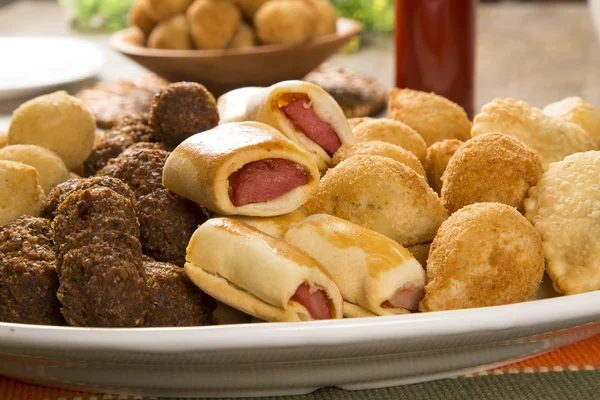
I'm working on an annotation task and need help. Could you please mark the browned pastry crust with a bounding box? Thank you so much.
[42,176,136,220]
[143,256,215,327]
[150,82,219,147]
[424,139,463,194]
[53,187,149,327]
[0,217,65,325]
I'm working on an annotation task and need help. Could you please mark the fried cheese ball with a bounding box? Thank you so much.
[441,133,542,214]
[0,145,70,194]
[524,151,600,295]
[543,97,600,148]
[187,0,241,50]
[8,91,96,170]
[424,139,463,194]
[0,161,45,226]
[406,243,430,270]
[420,203,544,312]
[42,176,135,220]
[150,82,219,147]
[472,98,595,169]
[148,14,194,50]
[0,217,65,325]
[304,155,448,247]
[352,119,427,162]
[143,257,215,326]
[388,89,472,146]
[145,0,192,22]
[229,22,257,49]
[254,0,316,45]
[129,0,157,36]
[332,141,426,177]
[234,0,271,19]
[53,187,148,327]
[347,117,373,130]
[306,0,337,36]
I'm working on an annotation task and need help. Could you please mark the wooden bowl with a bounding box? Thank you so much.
[110,18,362,97]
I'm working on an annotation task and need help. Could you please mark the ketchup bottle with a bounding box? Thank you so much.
[395,0,476,117]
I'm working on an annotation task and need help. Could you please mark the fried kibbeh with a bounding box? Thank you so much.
[407,243,430,269]
[150,82,219,147]
[53,187,148,327]
[304,155,448,247]
[472,98,595,169]
[332,141,425,177]
[229,21,256,48]
[424,139,463,194]
[145,0,192,21]
[187,0,241,49]
[8,91,96,170]
[387,89,472,146]
[543,97,600,148]
[148,14,194,50]
[524,151,600,295]
[0,217,64,325]
[42,176,135,220]
[0,161,45,226]
[306,0,337,36]
[254,0,315,45]
[420,203,544,312]
[441,133,542,214]
[0,145,70,194]
[352,119,427,162]
[129,0,156,36]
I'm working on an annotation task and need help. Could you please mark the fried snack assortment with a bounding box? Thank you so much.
[472,98,595,169]
[421,203,544,312]
[525,151,600,295]
[441,133,543,214]
[129,0,337,50]
[5,79,600,328]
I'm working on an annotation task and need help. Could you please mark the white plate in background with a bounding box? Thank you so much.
[0,37,103,101]
[1,291,600,398]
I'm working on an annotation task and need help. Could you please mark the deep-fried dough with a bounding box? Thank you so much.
[304,155,448,246]
[0,160,45,226]
[306,0,337,36]
[424,139,463,194]
[441,133,542,214]
[254,0,315,45]
[352,119,427,162]
[187,0,241,49]
[229,22,256,48]
[332,141,425,177]
[234,0,270,19]
[406,243,430,269]
[420,203,544,312]
[145,0,192,22]
[129,0,156,36]
[148,14,193,50]
[347,117,372,130]
[543,97,600,148]
[524,151,600,295]
[388,89,472,146]
[472,98,595,169]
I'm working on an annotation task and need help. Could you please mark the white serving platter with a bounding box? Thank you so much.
[1,290,600,398]
[0,37,104,101]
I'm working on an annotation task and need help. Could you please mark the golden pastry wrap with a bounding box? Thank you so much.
[225,208,307,238]
[185,218,343,322]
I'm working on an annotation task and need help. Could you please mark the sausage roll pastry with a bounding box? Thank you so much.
[224,208,307,238]
[185,218,343,322]
[162,121,320,216]
[285,214,426,317]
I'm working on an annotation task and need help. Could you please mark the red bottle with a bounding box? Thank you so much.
[395,0,476,117]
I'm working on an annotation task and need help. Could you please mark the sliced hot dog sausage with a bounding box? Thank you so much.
[381,281,425,312]
[291,283,332,320]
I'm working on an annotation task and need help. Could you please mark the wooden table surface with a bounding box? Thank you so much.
[1,1,600,129]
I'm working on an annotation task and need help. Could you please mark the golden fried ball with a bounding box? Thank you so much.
[145,0,192,22]
[352,118,427,162]
[148,14,193,50]
[543,97,600,148]
[229,21,256,49]
[420,203,544,312]
[234,0,271,19]
[332,141,425,177]
[441,133,542,214]
[8,91,96,170]
[424,139,463,194]
[348,117,372,130]
[407,243,430,269]
[305,0,337,36]
[0,131,7,149]
[129,0,156,36]
[187,0,241,50]
[304,155,448,247]
[254,0,315,45]
[388,88,472,146]
[0,145,70,194]
[0,160,45,226]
